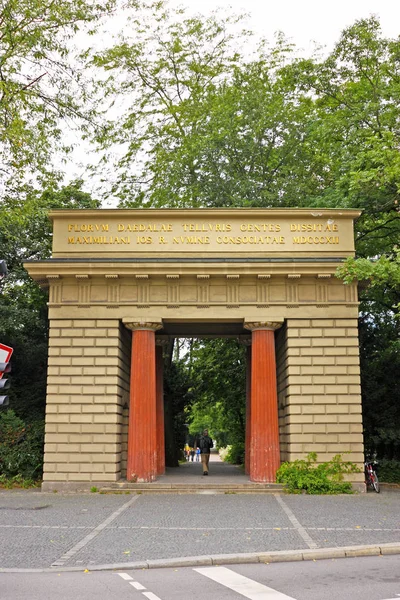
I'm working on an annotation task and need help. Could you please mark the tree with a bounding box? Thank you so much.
[0,0,116,196]
[296,19,400,457]
[0,182,100,421]
[290,18,400,315]
[163,354,193,467]
[95,13,399,253]
[188,339,246,453]
[358,311,400,459]
[91,3,255,205]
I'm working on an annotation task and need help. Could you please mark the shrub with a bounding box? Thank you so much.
[220,442,244,465]
[376,459,400,483]
[218,446,230,461]
[0,410,44,480]
[276,452,360,494]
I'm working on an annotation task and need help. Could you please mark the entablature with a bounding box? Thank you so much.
[25,258,347,285]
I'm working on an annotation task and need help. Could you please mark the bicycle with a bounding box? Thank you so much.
[364,459,380,493]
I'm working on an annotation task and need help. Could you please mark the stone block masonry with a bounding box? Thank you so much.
[43,319,129,484]
[278,318,364,483]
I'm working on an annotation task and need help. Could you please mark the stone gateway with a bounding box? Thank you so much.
[24,208,365,491]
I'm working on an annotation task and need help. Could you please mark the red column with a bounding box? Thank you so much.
[155,343,166,475]
[125,322,161,483]
[245,321,282,483]
[244,343,252,476]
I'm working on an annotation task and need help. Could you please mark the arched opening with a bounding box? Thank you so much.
[163,336,247,473]
[124,320,282,484]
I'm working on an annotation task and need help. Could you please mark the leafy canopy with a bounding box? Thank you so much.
[0,0,116,194]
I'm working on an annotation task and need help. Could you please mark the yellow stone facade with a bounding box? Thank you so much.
[24,208,365,490]
[277,319,363,465]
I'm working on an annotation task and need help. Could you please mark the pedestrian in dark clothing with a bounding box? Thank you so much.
[198,429,213,475]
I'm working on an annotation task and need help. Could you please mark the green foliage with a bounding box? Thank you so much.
[0,182,101,422]
[0,0,116,194]
[221,443,245,465]
[0,181,100,273]
[377,460,400,484]
[276,453,360,494]
[187,339,246,449]
[0,474,39,489]
[92,4,252,205]
[359,313,400,459]
[337,250,400,314]
[0,410,44,480]
[162,338,246,462]
[163,352,194,467]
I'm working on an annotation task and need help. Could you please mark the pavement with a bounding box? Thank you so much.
[1,455,399,573]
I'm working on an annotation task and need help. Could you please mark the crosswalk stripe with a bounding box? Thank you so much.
[117,573,132,580]
[129,581,146,590]
[194,566,297,600]
[142,592,163,600]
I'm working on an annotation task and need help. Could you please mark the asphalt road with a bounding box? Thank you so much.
[1,555,400,600]
[0,489,399,570]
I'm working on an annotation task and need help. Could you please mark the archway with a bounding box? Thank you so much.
[23,208,366,491]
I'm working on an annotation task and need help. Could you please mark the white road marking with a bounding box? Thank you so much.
[194,566,298,599]
[0,525,89,529]
[274,495,318,549]
[51,495,141,567]
[117,573,133,580]
[130,581,146,590]
[142,592,163,600]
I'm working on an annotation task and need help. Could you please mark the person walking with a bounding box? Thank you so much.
[195,447,200,462]
[198,429,213,476]
[184,444,190,460]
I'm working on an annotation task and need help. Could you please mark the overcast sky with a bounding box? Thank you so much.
[169,0,399,55]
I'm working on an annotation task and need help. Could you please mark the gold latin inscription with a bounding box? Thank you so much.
[182,223,231,232]
[292,236,339,244]
[118,223,172,232]
[240,223,281,232]
[68,224,109,232]
[217,236,285,244]
[68,236,130,244]
[64,222,342,247]
[173,236,211,244]
[290,223,338,232]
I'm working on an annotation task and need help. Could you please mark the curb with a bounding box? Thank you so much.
[1,543,400,573]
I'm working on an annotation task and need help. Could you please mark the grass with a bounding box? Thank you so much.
[0,474,40,489]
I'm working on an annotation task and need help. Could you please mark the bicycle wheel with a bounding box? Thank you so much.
[371,471,380,493]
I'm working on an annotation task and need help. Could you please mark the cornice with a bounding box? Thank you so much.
[48,208,363,219]
[24,259,347,282]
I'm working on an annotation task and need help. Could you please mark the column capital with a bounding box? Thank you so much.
[124,320,163,332]
[244,321,283,332]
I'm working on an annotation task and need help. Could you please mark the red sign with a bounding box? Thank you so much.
[0,343,13,379]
